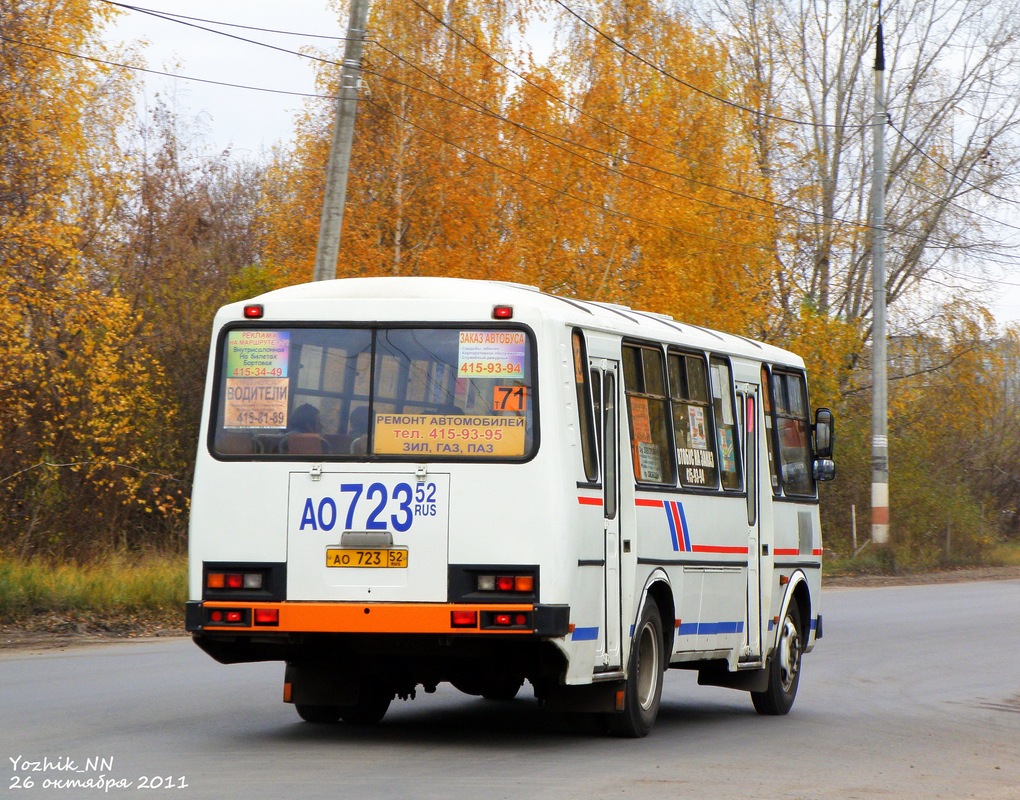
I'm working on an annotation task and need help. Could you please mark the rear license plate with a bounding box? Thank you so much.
[326,548,408,568]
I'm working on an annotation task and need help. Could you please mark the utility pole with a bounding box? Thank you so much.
[313,0,370,282]
[870,8,890,546]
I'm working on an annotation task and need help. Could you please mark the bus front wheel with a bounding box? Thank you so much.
[751,598,802,715]
[609,600,665,738]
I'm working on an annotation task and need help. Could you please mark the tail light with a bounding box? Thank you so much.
[206,570,265,592]
[477,573,534,594]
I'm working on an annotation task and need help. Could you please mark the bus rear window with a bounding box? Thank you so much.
[212,326,535,460]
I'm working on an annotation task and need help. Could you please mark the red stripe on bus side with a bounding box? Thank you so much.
[634,498,663,507]
[577,496,603,506]
[691,545,748,554]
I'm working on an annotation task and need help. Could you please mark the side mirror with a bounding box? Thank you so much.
[813,458,836,482]
[814,407,834,459]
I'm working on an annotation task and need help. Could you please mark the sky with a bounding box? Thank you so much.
[103,0,344,156]
[102,1,1020,327]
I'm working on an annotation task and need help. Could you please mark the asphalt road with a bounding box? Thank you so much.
[3,579,1019,799]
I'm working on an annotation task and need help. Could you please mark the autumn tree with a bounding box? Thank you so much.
[681,0,1020,557]
[261,0,537,284]
[262,0,779,341]
[691,0,1020,335]
[821,303,1012,566]
[0,1,185,559]
[533,0,777,331]
[103,98,270,460]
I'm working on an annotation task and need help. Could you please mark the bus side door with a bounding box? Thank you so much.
[737,384,763,663]
[590,358,623,671]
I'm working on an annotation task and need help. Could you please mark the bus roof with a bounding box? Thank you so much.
[225,276,804,369]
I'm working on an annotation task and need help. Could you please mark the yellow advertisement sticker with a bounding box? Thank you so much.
[373,414,526,457]
[224,377,289,429]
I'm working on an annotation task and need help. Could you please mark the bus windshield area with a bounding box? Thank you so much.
[211,326,535,460]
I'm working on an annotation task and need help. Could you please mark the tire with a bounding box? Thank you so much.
[609,600,665,738]
[480,676,524,702]
[295,704,341,724]
[338,687,392,726]
[752,598,803,715]
[450,673,523,701]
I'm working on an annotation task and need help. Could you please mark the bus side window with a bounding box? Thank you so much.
[772,371,815,496]
[622,343,676,486]
[668,351,719,490]
[572,330,599,483]
[710,356,742,492]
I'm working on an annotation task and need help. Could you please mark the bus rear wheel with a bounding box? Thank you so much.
[295,704,341,724]
[609,600,665,738]
[751,598,802,715]
[338,687,392,726]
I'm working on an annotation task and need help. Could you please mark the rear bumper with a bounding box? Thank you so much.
[185,600,570,637]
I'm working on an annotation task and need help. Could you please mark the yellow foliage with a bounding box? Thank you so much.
[259,0,777,324]
[1,1,183,558]
[785,305,862,408]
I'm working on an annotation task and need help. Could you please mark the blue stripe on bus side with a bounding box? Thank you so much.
[571,626,600,641]
[677,621,745,636]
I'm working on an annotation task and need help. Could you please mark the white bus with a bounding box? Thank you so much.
[186,277,835,736]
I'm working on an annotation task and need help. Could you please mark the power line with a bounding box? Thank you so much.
[404,0,832,225]
[357,94,771,253]
[407,0,765,188]
[100,0,1017,255]
[362,45,810,232]
[0,33,327,99]
[99,0,347,42]
[360,48,1015,257]
[888,118,1020,208]
[18,6,1020,281]
[3,26,773,254]
[549,0,863,132]
[97,0,343,68]
[8,27,1012,267]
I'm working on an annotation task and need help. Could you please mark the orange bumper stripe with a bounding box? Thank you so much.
[200,601,535,635]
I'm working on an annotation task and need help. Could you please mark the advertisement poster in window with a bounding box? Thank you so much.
[223,330,291,430]
[688,406,708,449]
[457,330,526,377]
[720,428,736,473]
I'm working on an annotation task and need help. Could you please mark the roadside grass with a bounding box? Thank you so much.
[824,538,1020,576]
[0,553,186,634]
[3,541,1019,637]
[985,540,1020,566]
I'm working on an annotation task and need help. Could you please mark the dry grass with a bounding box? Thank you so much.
[0,553,186,621]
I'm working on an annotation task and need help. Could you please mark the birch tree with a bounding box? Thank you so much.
[690,0,1020,336]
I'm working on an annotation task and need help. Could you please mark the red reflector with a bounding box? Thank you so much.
[496,576,515,592]
[243,304,264,319]
[492,305,513,319]
[514,614,527,626]
[225,573,243,589]
[209,610,223,622]
[451,610,478,628]
[225,611,242,623]
[254,608,279,625]
[494,613,512,626]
